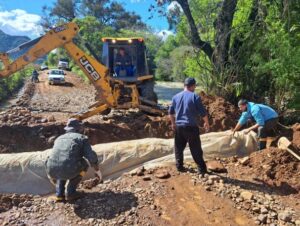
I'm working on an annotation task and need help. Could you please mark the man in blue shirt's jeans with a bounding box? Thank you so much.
[232,99,278,150]
[169,78,210,176]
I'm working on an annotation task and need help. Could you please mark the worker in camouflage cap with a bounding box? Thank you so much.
[46,118,99,202]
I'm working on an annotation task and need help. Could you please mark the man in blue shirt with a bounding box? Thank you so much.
[169,78,210,175]
[232,99,278,150]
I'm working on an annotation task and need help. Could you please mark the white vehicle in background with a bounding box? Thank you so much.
[48,69,66,85]
[57,58,70,71]
[40,64,49,71]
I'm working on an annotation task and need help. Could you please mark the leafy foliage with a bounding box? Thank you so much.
[0,66,33,102]
[42,0,146,30]
[153,0,300,110]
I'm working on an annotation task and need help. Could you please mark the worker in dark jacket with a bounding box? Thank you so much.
[46,118,99,201]
[169,78,210,176]
[114,47,134,77]
[232,99,278,150]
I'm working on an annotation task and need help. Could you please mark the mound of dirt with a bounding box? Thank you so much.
[0,107,50,126]
[228,147,300,195]
[0,110,172,153]
[199,92,239,132]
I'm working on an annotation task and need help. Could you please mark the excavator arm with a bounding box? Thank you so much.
[0,22,164,120]
[0,22,118,118]
[0,23,77,77]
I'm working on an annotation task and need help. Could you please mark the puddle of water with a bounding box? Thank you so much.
[154,82,183,104]
[154,81,203,105]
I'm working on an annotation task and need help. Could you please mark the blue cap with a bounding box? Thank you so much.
[184,77,196,86]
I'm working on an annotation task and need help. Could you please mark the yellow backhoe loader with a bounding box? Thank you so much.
[0,22,165,120]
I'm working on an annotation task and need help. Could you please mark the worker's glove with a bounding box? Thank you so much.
[94,166,103,183]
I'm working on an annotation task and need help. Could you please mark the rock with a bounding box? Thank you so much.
[242,202,251,210]
[257,214,267,224]
[270,211,278,219]
[235,197,243,203]
[154,170,170,179]
[279,211,292,222]
[206,179,214,185]
[190,179,196,186]
[254,220,260,225]
[150,205,156,210]
[40,118,48,123]
[136,167,145,176]
[261,207,269,214]
[117,217,126,224]
[265,194,274,201]
[240,191,254,200]
[205,186,212,191]
[81,177,100,189]
[130,171,137,176]
[206,161,227,173]
[143,176,151,181]
[239,156,250,165]
[208,175,220,182]
[135,188,143,193]
[88,218,95,224]
[252,207,260,213]
[48,115,56,122]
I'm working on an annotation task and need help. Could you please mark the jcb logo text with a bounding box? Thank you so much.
[79,56,100,81]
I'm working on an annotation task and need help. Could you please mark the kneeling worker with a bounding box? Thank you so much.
[46,118,99,201]
[232,99,278,150]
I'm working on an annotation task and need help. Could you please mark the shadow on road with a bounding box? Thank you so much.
[73,190,138,220]
[219,175,298,196]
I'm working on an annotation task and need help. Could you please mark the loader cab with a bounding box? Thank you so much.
[101,37,150,82]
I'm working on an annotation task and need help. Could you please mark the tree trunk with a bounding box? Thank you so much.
[214,0,238,72]
[176,0,214,60]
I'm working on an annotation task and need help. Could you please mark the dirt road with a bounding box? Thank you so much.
[29,72,96,114]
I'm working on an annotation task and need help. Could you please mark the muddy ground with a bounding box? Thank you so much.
[0,71,299,226]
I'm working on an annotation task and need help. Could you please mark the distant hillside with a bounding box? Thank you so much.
[0,30,30,52]
[0,30,46,64]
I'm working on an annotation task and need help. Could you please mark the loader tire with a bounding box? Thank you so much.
[139,80,158,103]
[100,108,111,115]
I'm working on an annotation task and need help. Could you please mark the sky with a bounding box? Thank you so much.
[0,0,174,39]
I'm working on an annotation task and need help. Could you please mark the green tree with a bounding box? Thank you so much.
[42,0,146,30]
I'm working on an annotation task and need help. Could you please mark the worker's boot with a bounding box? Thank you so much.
[66,175,83,201]
[177,165,187,172]
[257,126,267,150]
[55,179,66,202]
[198,165,210,177]
[258,139,267,150]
